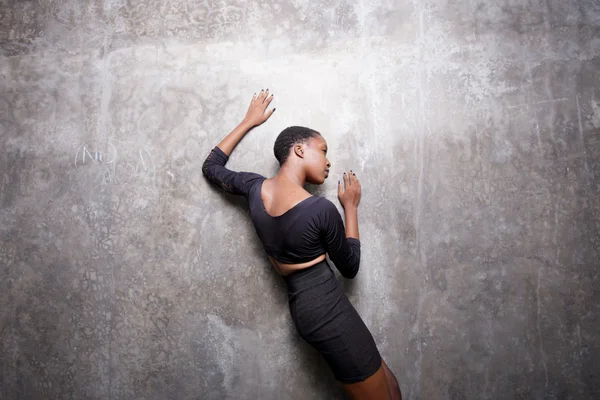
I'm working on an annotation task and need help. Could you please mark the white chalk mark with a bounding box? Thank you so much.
[125,162,137,175]
[554,201,559,262]
[537,268,549,393]
[81,146,97,164]
[534,118,542,148]
[142,147,157,189]
[74,144,85,170]
[84,147,96,164]
[415,8,426,273]
[96,36,113,142]
[575,95,591,185]
[413,8,427,400]
[523,62,543,148]
[507,97,570,109]
[74,137,156,192]
[139,149,147,171]
[106,140,118,164]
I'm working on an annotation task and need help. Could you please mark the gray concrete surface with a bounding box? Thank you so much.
[1,1,599,399]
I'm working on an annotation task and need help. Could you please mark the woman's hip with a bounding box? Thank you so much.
[283,258,336,296]
[284,262,358,340]
[283,259,382,383]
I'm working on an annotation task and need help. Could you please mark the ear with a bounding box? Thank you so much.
[293,143,305,159]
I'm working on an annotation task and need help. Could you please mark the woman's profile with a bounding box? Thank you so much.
[202,89,402,399]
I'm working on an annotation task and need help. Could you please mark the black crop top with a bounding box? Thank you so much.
[202,146,361,279]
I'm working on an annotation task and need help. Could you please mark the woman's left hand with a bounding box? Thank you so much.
[243,89,276,127]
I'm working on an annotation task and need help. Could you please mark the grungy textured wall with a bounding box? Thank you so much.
[1,1,599,399]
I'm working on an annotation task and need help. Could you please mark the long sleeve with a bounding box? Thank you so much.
[202,146,264,197]
[319,200,361,279]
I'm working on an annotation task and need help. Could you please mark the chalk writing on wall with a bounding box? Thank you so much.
[74,138,156,189]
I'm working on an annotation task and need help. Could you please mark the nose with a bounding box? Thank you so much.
[327,159,331,168]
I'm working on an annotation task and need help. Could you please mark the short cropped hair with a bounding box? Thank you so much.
[273,126,321,166]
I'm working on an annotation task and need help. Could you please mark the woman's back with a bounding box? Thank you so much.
[250,176,360,276]
[202,146,360,278]
[260,177,313,217]
[260,178,329,275]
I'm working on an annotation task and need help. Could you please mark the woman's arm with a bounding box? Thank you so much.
[215,119,253,156]
[338,170,361,240]
[202,90,275,197]
[201,146,264,196]
[320,200,361,279]
[215,89,275,156]
[343,205,359,240]
[318,170,361,279]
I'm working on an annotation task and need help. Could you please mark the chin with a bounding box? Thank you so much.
[307,176,326,185]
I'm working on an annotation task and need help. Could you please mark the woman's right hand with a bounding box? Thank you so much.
[243,89,275,128]
[338,170,361,209]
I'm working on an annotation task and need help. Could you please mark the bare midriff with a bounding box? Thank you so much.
[269,254,327,276]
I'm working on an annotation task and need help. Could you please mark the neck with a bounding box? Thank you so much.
[274,163,305,187]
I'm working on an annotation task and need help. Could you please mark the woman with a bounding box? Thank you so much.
[202,89,402,400]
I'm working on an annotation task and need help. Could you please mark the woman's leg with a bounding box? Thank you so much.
[340,359,402,400]
[381,359,402,400]
[341,361,391,400]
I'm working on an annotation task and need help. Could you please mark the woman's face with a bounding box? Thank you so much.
[303,134,331,185]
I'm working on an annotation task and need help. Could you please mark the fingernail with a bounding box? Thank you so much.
[273,108,276,112]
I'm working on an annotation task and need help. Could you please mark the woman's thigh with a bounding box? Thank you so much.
[290,278,383,384]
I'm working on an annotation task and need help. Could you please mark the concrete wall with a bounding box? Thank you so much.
[1,1,598,399]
